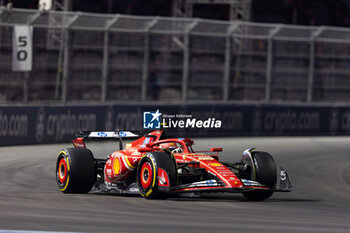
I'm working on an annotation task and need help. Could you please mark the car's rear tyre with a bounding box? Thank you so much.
[137,152,177,199]
[242,151,277,201]
[56,148,96,193]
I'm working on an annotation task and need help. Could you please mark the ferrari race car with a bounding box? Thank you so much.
[56,130,292,200]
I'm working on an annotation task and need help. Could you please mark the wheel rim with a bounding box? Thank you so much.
[140,162,152,190]
[58,158,67,183]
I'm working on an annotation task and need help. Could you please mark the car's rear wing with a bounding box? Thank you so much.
[73,129,162,150]
[75,130,153,150]
[78,130,142,139]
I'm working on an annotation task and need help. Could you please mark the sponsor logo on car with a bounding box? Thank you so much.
[178,179,218,189]
[97,131,108,137]
[129,187,139,192]
[241,179,263,186]
[205,180,217,186]
[113,158,120,175]
[209,163,222,167]
[241,179,251,186]
[197,156,214,160]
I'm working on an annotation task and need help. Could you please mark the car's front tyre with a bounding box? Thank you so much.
[137,151,177,199]
[242,151,277,201]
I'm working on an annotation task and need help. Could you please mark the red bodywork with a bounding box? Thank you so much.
[72,129,271,193]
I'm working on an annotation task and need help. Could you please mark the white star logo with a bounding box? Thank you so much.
[151,109,162,122]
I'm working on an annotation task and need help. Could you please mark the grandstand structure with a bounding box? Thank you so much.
[1,8,350,104]
[172,0,251,21]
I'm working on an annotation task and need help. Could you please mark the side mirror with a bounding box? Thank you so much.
[138,147,152,153]
[210,147,222,152]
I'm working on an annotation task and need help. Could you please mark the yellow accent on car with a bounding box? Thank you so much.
[151,159,156,188]
[124,155,136,169]
[58,150,66,158]
[60,176,70,191]
[142,167,150,183]
[58,150,70,191]
[59,150,69,171]
[138,154,156,197]
[145,189,153,197]
[209,163,222,167]
[113,158,120,175]
[66,157,70,171]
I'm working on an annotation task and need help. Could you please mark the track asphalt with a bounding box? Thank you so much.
[0,137,349,233]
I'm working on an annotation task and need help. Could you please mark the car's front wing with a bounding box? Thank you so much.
[170,167,293,194]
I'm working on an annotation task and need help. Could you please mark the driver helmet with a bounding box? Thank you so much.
[159,142,177,150]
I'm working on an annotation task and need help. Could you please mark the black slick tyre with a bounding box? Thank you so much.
[56,148,96,193]
[243,151,277,201]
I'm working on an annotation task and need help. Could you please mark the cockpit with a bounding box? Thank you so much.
[155,138,194,154]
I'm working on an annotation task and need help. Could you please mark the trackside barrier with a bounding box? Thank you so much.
[0,104,349,146]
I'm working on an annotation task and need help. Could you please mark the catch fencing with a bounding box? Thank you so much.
[1,8,350,104]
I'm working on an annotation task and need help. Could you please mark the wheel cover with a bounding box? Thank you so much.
[58,158,67,183]
[140,162,152,190]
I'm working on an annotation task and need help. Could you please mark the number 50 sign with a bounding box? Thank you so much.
[12,25,33,71]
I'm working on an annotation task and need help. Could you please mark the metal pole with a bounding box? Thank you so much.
[21,11,42,103]
[61,28,70,103]
[265,39,273,102]
[307,40,315,103]
[64,0,72,11]
[265,25,281,102]
[55,32,64,99]
[101,29,110,103]
[223,24,238,102]
[0,11,2,47]
[101,15,119,103]
[61,13,80,103]
[182,19,198,102]
[23,72,28,103]
[185,2,193,17]
[307,27,324,103]
[141,18,158,102]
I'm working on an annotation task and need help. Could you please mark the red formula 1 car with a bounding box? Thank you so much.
[56,130,292,200]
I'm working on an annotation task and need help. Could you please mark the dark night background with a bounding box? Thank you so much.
[2,0,350,27]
